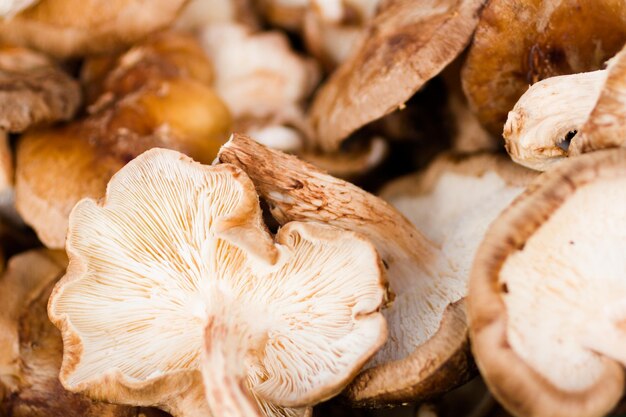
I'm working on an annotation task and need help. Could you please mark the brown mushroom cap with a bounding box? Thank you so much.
[462,0,626,136]
[0,0,188,58]
[468,148,626,417]
[0,249,145,417]
[48,148,386,417]
[218,135,535,406]
[307,0,484,151]
[0,46,80,133]
[16,33,231,249]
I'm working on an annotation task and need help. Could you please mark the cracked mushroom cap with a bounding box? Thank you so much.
[308,0,484,151]
[48,148,387,417]
[0,249,147,417]
[462,0,626,136]
[16,34,231,249]
[468,148,626,417]
[0,0,188,58]
[0,46,80,133]
[217,135,532,406]
[504,44,626,171]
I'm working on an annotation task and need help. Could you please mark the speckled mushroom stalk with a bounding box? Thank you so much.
[218,135,536,406]
[48,148,387,417]
[504,44,626,170]
[469,148,626,417]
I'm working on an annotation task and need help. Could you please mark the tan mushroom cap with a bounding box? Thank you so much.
[0,46,80,133]
[0,249,144,417]
[504,44,626,171]
[0,0,188,58]
[462,0,626,136]
[468,149,626,417]
[308,0,483,151]
[218,135,535,405]
[16,34,231,249]
[49,148,387,417]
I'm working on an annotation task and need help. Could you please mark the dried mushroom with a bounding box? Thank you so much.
[200,23,319,152]
[0,249,144,416]
[49,149,387,417]
[0,46,80,133]
[218,135,533,406]
[0,0,188,58]
[16,32,231,248]
[504,44,626,170]
[469,149,626,417]
[462,0,626,136]
[308,0,484,151]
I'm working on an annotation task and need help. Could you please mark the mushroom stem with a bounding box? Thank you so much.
[203,315,263,417]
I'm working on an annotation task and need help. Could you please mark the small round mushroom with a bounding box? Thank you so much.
[462,0,626,136]
[48,148,387,417]
[16,32,232,249]
[504,44,626,170]
[218,135,536,406]
[308,0,484,151]
[0,0,188,58]
[0,249,147,417]
[0,46,80,133]
[200,23,319,153]
[468,148,626,417]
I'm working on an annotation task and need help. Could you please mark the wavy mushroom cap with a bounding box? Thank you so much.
[217,135,533,406]
[469,149,626,417]
[462,0,626,136]
[0,46,80,133]
[0,0,188,58]
[0,249,146,417]
[48,149,387,417]
[503,44,626,170]
[308,0,483,151]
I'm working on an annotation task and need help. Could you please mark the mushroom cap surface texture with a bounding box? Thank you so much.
[308,0,484,150]
[462,0,626,135]
[218,135,534,405]
[0,0,188,58]
[468,148,626,417]
[48,148,387,417]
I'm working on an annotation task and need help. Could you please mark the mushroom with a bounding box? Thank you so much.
[462,0,626,136]
[0,0,188,58]
[15,32,232,249]
[200,23,319,153]
[307,0,484,151]
[0,46,80,133]
[0,249,151,416]
[0,0,38,18]
[218,135,536,405]
[469,148,626,417]
[504,44,626,170]
[48,148,387,417]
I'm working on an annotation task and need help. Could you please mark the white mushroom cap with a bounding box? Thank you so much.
[218,136,535,405]
[49,148,387,417]
[469,148,626,417]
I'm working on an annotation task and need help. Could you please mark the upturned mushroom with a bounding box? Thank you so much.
[504,44,626,170]
[462,0,626,136]
[199,23,319,153]
[308,0,484,151]
[218,135,535,406]
[16,32,232,248]
[469,148,626,417]
[0,249,153,417]
[48,148,388,417]
[0,46,80,133]
[0,0,188,58]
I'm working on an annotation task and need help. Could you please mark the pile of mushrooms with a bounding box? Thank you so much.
[1,1,626,417]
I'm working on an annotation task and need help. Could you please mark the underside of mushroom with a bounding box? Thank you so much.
[469,148,626,417]
[49,148,387,417]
